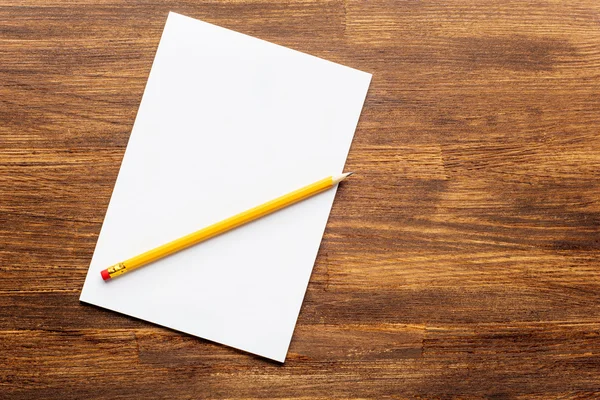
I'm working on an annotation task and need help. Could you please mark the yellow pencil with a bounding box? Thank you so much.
[101,172,354,281]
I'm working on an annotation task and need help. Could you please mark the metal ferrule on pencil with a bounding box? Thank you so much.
[102,262,128,280]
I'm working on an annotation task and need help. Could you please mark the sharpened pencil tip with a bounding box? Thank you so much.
[332,172,355,184]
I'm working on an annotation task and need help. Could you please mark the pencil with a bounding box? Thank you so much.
[101,172,354,281]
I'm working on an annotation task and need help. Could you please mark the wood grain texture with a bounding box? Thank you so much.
[1,0,600,398]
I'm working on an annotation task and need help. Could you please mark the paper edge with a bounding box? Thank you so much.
[167,11,373,79]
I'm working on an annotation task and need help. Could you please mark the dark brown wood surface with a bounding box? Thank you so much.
[2,1,600,398]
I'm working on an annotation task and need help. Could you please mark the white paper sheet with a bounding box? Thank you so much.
[79,11,371,362]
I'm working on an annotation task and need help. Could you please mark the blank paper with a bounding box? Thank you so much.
[79,11,371,362]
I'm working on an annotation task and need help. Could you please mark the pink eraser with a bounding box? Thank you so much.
[101,269,111,281]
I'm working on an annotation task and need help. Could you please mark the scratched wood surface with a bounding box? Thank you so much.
[2,1,600,398]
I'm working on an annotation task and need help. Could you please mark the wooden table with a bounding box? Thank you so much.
[2,1,600,398]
